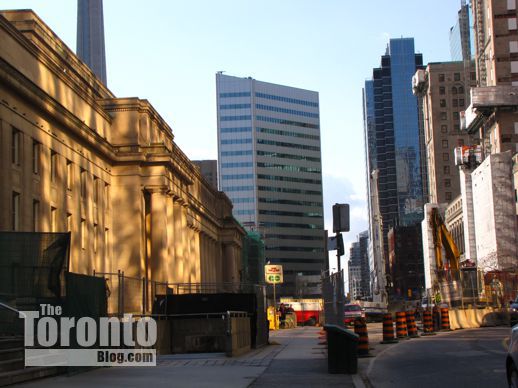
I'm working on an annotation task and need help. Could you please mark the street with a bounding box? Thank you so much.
[361,323,510,388]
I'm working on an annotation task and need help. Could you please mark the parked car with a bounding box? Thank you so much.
[344,303,365,325]
[507,324,518,387]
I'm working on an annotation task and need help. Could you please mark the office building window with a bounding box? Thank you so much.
[80,169,87,199]
[66,160,73,190]
[81,219,86,250]
[445,192,452,201]
[452,99,458,107]
[459,99,465,107]
[12,192,20,231]
[439,74,445,82]
[67,213,72,232]
[93,177,100,204]
[453,112,460,120]
[445,179,451,187]
[104,183,110,208]
[93,223,98,253]
[442,140,449,148]
[32,141,40,174]
[440,112,447,120]
[454,73,461,81]
[441,125,448,133]
[50,151,57,183]
[458,86,464,94]
[439,86,445,95]
[33,200,39,232]
[443,153,449,161]
[12,129,21,166]
[440,99,446,107]
[51,206,57,232]
[452,87,458,95]
[444,166,450,175]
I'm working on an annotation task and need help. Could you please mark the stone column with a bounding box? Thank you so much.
[460,168,477,264]
[150,188,168,282]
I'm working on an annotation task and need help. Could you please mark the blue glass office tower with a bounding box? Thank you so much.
[363,38,425,257]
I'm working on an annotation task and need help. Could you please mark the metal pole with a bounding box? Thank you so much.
[273,282,277,329]
[336,232,342,306]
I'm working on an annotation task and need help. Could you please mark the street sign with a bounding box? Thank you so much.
[265,264,283,284]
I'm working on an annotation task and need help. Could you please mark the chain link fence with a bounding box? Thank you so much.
[321,270,344,327]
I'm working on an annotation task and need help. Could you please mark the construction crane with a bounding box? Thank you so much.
[429,207,460,276]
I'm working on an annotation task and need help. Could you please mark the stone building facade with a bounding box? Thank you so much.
[0,11,245,295]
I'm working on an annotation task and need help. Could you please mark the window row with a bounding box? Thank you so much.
[220,103,251,110]
[265,246,324,253]
[256,127,320,140]
[219,92,251,98]
[438,98,465,107]
[259,209,323,218]
[231,197,255,203]
[438,86,465,95]
[220,138,252,145]
[10,192,108,252]
[256,104,319,119]
[221,150,253,157]
[256,116,319,129]
[222,173,254,180]
[222,185,254,192]
[257,162,321,174]
[259,221,322,229]
[258,186,321,196]
[264,234,323,241]
[257,139,320,152]
[11,128,109,203]
[221,162,253,168]
[256,150,321,162]
[257,174,321,185]
[438,73,461,82]
[220,127,252,134]
[255,92,319,108]
[220,115,251,121]
[258,198,322,207]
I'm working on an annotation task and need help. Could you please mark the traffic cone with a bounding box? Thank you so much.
[441,307,452,331]
[380,313,398,344]
[405,310,419,338]
[421,309,436,336]
[395,311,409,339]
[354,317,373,357]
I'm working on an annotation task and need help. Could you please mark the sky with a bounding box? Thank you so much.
[0,0,463,278]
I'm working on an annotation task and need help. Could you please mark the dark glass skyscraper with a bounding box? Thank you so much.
[77,0,107,84]
[364,38,425,265]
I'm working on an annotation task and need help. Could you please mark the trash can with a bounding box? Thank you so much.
[324,324,359,374]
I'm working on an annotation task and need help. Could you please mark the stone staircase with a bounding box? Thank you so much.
[0,336,60,387]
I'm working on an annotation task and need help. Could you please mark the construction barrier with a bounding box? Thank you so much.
[405,310,419,338]
[421,309,436,336]
[380,313,398,344]
[441,307,451,331]
[395,311,408,339]
[354,317,371,357]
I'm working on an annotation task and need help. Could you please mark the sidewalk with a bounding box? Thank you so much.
[17,327,355,388]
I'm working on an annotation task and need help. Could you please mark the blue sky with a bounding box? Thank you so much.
[0,0,463,273]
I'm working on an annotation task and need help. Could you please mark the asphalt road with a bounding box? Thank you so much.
[363,325,510,388]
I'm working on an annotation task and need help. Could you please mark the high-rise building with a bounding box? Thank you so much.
[363,38,426,280]
[449,0,473,62]
[465,0,518,155]
[413,62,477,204]
[193,160,218,190]
[348,231,370,300]
[77,0,107,84]
[216,73,325,296]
